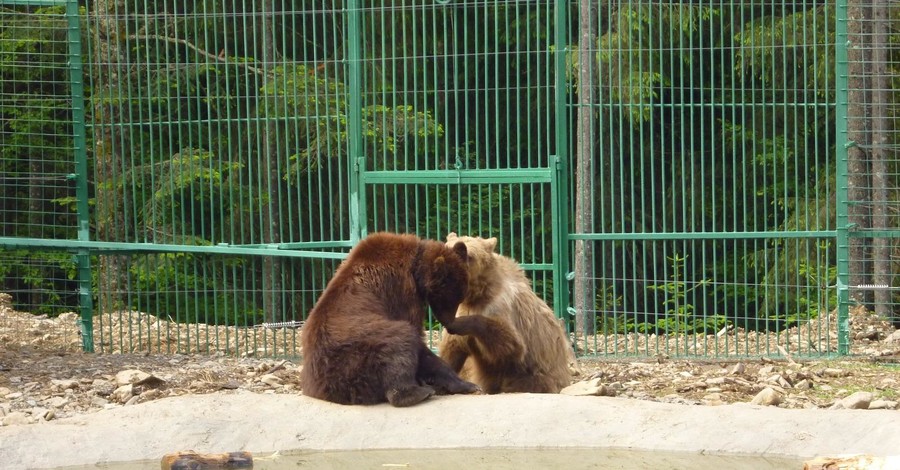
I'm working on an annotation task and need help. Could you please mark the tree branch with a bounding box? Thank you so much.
[126,34,267,76]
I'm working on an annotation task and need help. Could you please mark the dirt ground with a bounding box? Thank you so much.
[2,294,900,468]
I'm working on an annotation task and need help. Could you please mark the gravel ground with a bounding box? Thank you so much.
[1,293,900,469]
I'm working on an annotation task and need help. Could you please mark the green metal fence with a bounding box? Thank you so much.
[1,1,897,359]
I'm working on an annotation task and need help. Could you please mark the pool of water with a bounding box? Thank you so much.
[56,447,802,470]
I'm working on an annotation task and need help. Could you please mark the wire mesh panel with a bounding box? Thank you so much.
[2,0,897,360]
[354,1,563,320]
[568,2,841,357]
[837,0,900,331]
[82,1,359,354]
[0,1,91,347]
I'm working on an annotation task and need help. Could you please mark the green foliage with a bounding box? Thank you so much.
[128,253,264,325]
[0,251,78,316]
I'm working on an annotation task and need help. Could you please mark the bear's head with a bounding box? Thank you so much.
[445,232,499,303]
[418,239,469,325]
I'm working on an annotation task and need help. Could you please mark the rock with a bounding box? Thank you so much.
[46,396,69,408]
[821,368,846,378]
[750,387,782,406]
[830,391,873,410]
[702,393,725,406]
[705,377,726,386]
[116,370,152,386]
[2,412,31,426]
[43,409,55,421]
[220,380,241,390]
[110,384,134,404]
[139,389,163,402]
[730,363,745,375]
[868,400,897,410]
[90,396,109,407]
[854,328,879,340]
[561,378,611,397]
[91,380,115,397]
[794,379,812,390]
[259,374,283,387]
[5,392,22,400]
[885,330,900,343]
[50,379,79,390]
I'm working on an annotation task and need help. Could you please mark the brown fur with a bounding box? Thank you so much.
[438,233,575,394]
[300,232,482,407]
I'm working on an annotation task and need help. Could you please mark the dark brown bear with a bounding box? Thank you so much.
[300,232,488,407]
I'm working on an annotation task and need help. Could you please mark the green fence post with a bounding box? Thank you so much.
[834,0,851,356]
[67,0,94,351]
[347,0,365,244]
[553,0,571,323]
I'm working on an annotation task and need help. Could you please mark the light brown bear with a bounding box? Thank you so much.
[438,232,575,394]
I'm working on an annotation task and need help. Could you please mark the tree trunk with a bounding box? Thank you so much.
[869,0,893,320]
[574,0,598,336]
[259,0,283,323]
[92,0,128,314]
[845,0,872,305]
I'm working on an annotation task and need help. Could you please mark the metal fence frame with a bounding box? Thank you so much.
[1,0,895,358]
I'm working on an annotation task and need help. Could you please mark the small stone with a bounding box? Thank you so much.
[46,396,69,408]
[884,330,900,343]
[794,379,812,390]
[43,409,55,421]
[220,380,241,390]
[139,388,164,402]
[705,377,726,386]
[730,363,746,375]
[5,392,23,400]
[90,396,109,407]
[702,393,725,406]
[561,378,610,397]
[869,400,897,410]
[259,374,283,387]
[831,391,873,410]
[822,368,846,378]
[124,395,141,406]
[115,369,152,386]
[2,412,30,426]
[110,384,134,404]
[50,379,79,390]
[750,387,782,406]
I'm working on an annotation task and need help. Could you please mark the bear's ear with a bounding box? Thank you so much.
[451,241,468,263]
[485,237,498,252]
[446,232,458,242]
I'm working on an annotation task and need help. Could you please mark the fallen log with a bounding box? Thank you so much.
[161,451,253,469]
[803,454,899,470]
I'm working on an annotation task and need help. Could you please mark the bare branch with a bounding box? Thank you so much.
[126,34,268,76]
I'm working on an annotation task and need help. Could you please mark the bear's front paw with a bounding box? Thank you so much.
[447,379,480,395]
[430,377,480,396]
[387,385,436,407]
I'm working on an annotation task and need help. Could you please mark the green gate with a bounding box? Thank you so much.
[2,1,897,359]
